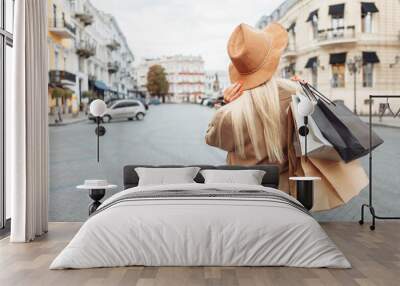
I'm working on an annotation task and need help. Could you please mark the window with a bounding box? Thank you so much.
[287,22,296,49]
[329,3,345,37]
[363,63,373,87]
[113,102,126,109]
[331,17,344,37]
[1,0,15,230]
[53,4,57,27]
[311,66,318,87]
[54,50,59,70]
[331,64,345,88]
[362,12,372,33]
[282,63,295,79]
[362,51,379,87]
[125,101,139,107]
[306,10,319,39]
[78,57,84,73]
[305,57,318,87]
[361,2,379,33]
[311,15,318,39]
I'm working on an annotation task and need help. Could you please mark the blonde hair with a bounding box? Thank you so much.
[224,77,298,163]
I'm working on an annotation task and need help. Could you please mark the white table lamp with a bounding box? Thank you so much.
[90,99,107,117]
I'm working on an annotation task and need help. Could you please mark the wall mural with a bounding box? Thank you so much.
[48,0,400,224]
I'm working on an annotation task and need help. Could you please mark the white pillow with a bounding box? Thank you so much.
[135,167,201,186]
[200,169,266,185]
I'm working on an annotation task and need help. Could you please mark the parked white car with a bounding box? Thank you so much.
[90,99,146,123]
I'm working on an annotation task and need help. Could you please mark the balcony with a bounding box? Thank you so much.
[108,61,120,74]
[49,70,76,87]
[74,11,94,26]
[48,18,76,39]
[76,41,96,58]
[106,39,121,51]
[317,26,356,46]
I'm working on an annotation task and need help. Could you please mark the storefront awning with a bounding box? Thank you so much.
[361,2,379,14]
[305,57,318,68]
[306,10,318,22]
[329,4,345,18]
[363,52,380,64]
[94,80,108,91]
[329,52,347,65]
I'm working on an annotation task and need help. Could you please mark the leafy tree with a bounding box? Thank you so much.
[64,89,73,100]
[82,90,97,102]
[51,87,65,100]
[146,64,169,103]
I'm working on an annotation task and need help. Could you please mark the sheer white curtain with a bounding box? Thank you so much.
[8,0,49,242]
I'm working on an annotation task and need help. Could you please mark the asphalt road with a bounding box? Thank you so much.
[49,103,400,222]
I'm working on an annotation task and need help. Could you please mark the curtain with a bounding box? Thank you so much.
[9,0,49,242]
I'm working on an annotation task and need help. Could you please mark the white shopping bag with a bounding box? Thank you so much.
[292,94,341,161]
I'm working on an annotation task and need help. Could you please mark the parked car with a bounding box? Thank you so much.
[88,99,146,123]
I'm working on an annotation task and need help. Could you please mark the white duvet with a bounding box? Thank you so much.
[50,183,350,269]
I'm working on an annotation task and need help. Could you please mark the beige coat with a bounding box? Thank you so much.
[206,89,368,211]
[205,87,293,191]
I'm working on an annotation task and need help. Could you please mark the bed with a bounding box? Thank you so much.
[50,165,350,269]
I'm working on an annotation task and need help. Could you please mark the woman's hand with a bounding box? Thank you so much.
[223,82,243,104]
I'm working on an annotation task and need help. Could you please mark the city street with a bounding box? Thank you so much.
[50,104,400,222]
[49,104,226,221]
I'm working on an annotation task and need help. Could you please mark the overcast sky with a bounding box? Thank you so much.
[91,0,283,71]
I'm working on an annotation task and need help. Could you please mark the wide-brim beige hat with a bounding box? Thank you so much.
[228,22,288,91]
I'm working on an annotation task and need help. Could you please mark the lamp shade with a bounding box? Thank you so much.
[90,99,107,117]
[298,98,315,117]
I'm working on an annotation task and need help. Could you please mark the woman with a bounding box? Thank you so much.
[205,22,297,192]
[206,22,368,209]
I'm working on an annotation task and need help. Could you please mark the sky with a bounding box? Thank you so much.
[91,0,283,71]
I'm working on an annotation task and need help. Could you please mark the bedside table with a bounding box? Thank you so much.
[77,180,117,215]
[289,177,321,211]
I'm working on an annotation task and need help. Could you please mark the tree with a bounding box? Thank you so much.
[146,64,169,103]
[81,91,97,114]
[81,90,97,102]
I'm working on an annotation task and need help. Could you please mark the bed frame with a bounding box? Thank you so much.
[123,165,280,189]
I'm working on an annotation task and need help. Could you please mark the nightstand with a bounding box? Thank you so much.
[77,180,117,215]
[289,177,321,211]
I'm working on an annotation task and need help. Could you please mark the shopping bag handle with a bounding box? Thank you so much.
[291,76,336,106]
[291,76,315,101]
[306,83,336,106]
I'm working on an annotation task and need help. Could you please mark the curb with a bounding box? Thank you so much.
[361,118,400,129]
[368,122,400,129]
[49,117,88,127]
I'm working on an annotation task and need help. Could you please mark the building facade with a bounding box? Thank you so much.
[257,0,400,114]
[137,55,205,103]
[205,71,229,99]
[47,0,136,114]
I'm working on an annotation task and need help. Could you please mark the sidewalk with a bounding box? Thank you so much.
[49,112,88,127]
[360,116,400,129]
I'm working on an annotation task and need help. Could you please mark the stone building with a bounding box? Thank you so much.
[136,55,205,103]
[257,0,400,114]
[47,0,136,114]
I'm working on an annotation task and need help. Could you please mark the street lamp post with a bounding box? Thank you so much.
[347,56,363,114]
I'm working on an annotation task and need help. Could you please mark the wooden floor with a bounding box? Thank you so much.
[0,222,399,286]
